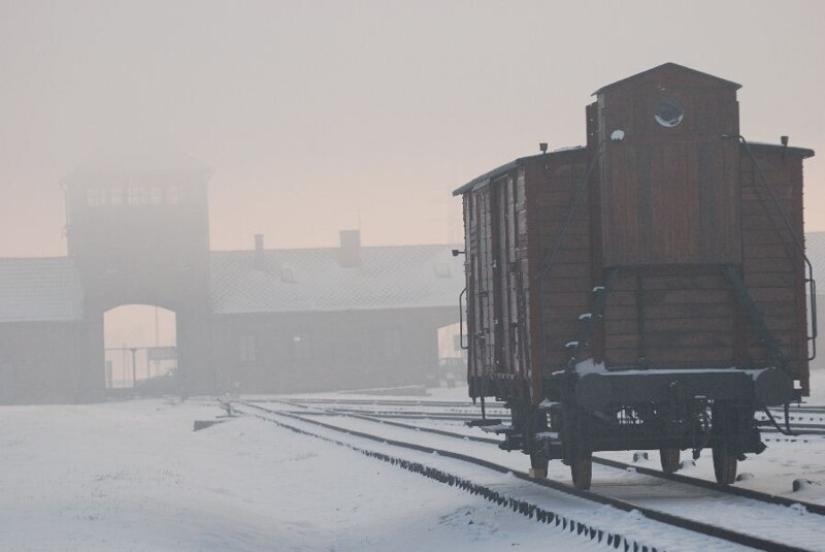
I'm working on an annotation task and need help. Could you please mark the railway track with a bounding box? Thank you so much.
[246,397,507,409]
[232,399,824,551]
[259,397,510,422]
[273,398,825,513]
[281,397,825,437]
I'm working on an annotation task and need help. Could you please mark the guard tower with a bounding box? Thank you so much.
[63,152,213,399]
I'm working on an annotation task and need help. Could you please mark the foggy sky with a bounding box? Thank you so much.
[2,0,824,258]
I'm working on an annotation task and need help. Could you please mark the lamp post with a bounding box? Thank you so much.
[152,306,160,379]
[130,348,138,390]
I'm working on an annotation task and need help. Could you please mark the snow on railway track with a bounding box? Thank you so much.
[234,399,823,552]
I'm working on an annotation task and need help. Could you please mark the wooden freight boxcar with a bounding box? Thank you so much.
[454,63,816,489]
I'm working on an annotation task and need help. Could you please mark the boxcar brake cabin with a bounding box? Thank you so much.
[454,63,815,488]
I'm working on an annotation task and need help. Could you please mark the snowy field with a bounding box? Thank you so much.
[2,370,824,551]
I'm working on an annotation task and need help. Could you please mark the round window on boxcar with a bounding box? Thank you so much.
[654,98,684,128]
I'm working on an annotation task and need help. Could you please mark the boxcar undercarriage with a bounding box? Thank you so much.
[492,363,790,489]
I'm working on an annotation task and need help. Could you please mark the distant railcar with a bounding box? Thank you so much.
[453,63,816,489]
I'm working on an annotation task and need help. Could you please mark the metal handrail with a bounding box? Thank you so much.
[459,288,468,350]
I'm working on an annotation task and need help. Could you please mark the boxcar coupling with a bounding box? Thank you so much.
[453,63,816,490]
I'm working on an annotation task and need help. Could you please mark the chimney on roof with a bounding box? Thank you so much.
[339,229,361,268]
[254,234,264,269]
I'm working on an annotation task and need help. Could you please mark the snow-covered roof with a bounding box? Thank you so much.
[210,244,466,314]
[0,245,466,321]
[0,257,84,323]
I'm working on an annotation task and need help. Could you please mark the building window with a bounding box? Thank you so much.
[383,327,402,358]
[291,333,311,359]
[239,335,257,363]
[110,186,124,206]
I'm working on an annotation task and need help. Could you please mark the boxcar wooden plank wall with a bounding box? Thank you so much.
[515,170,531,385]
[465,173,520,397]
[494,174,524,385]
[468,186,495,387]
[525,152,592,384]
[602,269,736,368]
[462,193,476,389]
[740,146,810,393]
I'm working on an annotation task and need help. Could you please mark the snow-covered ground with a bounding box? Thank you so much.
[0,395,612,551]
[2,370,824,551]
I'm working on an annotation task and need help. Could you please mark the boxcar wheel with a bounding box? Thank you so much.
[712,442,737,485]
[570,452,592,490]
[659,448,680,474]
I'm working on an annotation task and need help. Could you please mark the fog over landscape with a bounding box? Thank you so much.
[1,0,823,258]
[4,3,825,551]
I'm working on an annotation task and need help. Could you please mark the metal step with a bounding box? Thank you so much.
[466,418,504,429]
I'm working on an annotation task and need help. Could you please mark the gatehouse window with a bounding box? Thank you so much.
[86,187,101,207]
[127,184,142,205]
[166,186,179,205]
[150,186,163,205]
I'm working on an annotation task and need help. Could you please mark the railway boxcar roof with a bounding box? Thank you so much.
[592,62,742,95]
[745,141,815,159]
[452,147,585,196]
